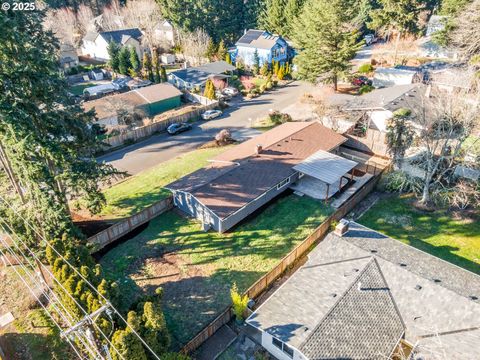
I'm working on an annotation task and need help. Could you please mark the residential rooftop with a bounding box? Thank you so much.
[247,222,480,359]
[235,29,284,50]
[166,121,347,219]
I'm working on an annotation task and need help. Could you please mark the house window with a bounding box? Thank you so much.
[272,338,294,358]
[277,177,290,190]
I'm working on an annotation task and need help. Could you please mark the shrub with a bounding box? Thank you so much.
[380,170,422,194]
[265,81,272,90]
[230,283,249,321]
[259,84,267,93]
[272,80,278,87]
[358,63,374,74]
[359,85,374,94]
[269,111,292,125]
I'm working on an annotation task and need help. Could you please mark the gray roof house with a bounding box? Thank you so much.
[81,28,143,62]
[247,222,480,360]
[166,122,354,232]
[168,61,236,90]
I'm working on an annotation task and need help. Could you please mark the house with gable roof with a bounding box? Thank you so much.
[231,29,292,67]
[81,28,143,61]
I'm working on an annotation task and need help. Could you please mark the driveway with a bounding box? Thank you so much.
[98,81,315,175]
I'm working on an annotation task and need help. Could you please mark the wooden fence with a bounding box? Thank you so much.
[103,102,218,149]
[88,197,173,253]
[180,172,383,354]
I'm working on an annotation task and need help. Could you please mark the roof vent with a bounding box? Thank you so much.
[330,293,337,298]
[370,249,377,254]
[334,219,350,237]
[469,296,478,301]
[415,285,422,291]
[433,278,441,283]
[399,263,407,267]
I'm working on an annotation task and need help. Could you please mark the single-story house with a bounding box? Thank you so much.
[168,61,236,90]
[81,28,143,62]
[166,122,356,233]
[231,29,291,67]
[83,83,182,126]
[372,67,423,88]
[247,221,480,360]
[89,68,104,81]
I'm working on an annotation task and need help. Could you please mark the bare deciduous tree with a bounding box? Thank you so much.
[178,28,211,66]
[44,8,78,46]
[450,0,480,60]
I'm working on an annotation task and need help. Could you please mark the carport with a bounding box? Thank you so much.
[291,150,357,202]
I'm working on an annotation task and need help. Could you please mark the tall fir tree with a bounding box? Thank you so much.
[252,49,260,75]
[152,48,161,83]
[216,40,227,61]
[160,66,168,83]
[129,47,140,76]
[142,52,154,82]
[292,0,362,90]
[108,40,121,73]
[284,0,305,37]
[260,0,288,36]
[119,46,132,75]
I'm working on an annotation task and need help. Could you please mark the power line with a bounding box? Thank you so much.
[0,219,123,360]
[0,195,162,360]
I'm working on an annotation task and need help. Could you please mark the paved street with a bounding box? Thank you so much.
[98,81,315,174]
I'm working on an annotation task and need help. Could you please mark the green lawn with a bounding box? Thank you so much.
[359,194,480,274]
[100,146,231,219]
[68,83,95,96]
[100,194,333,347]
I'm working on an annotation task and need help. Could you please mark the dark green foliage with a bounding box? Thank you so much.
[119,46,132,75]
[130,47,141,76]
[386,112,415,166]
[358,84,374,93]
[142,52,154,82]
[252,49,260,75]
[152,48,161,83]
[160,66,168,83]
[292,0,362,90]
[368,0,423,35]
[108,41,121,73]
[260,0,288,35]
[269,111,292,124]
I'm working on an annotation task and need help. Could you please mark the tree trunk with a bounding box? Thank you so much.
[393,31,401,65]
[333,74,338,92]
[421,171,433,204]
[0,141,25,203]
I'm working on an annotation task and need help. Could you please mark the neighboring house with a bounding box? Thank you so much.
[372,67,423,88]
[89,68,104,81]
[81,28,143,61]
[425,15,447,36]
[427,65,475,92]
[247,221,480,360]
[166,122,354,233]
[83,83,116,98]
[417,15,457,60]
[154,20,175,46]
[231,29,290,67]
[83,83,182,126]
[59,43,79,70]
[168,61,236,90]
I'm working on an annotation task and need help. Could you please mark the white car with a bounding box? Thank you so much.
[222,87,239,96]
[201,109,223,120]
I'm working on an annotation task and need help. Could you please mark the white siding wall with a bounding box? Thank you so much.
[261,332,306,360]
[236,46,271,67]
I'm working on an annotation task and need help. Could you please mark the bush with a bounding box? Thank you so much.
[230,283,249,321]
[380,170,422,194]
[265,81,273,90]
[272,80,278,87]
[269,111,292,125]
[359,85,374,94]
[259,84,267,93]
[358,63,374,74]
[393,108,412,117]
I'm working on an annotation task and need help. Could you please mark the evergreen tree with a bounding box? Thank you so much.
[273,60,280,76]
[217,40,227,61]
[225,52,233,65]
[260,0,288,36]
[292,0,362,90]
[130,47,140,76]
[108,41,121,73]
[260,61,270,76]
[119,46,132,75]
[277,64,285,80]
[142,52,154,82]
[206,39,217,61]
[142,301,170,355]
[110,312,148,360]
[152,48,161,83]
[160,66,168,83]
[203,79,216,99]
[0,2,118,240]
[252,49,260,75]
[284,0,305,37]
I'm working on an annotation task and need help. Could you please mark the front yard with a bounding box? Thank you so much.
[99,146,231,219]
[359,193,480,274]
[100,194,333,348]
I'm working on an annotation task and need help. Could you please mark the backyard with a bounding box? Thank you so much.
[98,146,232,219]
[359,193,480,274]
[68,82,95,96]
[99,193,333,348]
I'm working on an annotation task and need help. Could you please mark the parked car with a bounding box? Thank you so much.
[352,75,372,86]
[222,87,239,96]
[201,109,223,120]
[216,91,231,102]
[167,122,192,135]
[364,34,378,46]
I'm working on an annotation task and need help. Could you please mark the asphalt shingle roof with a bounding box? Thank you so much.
[300,259,405,360]
[169,68,212,85]
[99,28,142,44]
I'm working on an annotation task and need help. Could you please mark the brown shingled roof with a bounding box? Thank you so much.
[133,83,182,103]
[167,122,346,220]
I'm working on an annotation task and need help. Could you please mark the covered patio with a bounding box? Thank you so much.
[290,150,357,202]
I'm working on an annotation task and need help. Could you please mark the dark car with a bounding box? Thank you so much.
[352,75,372,86]
[167,122,192,135]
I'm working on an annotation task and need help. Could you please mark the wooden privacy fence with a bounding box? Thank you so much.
[103,102,218,149]
[88,197,173,253]
[181,172,383,354]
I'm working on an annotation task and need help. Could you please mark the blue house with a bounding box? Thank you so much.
[231,29,291,67]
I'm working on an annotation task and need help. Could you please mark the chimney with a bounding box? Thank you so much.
[255,144,263,156]
[334,219,350,237]
[183,61,188,69]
